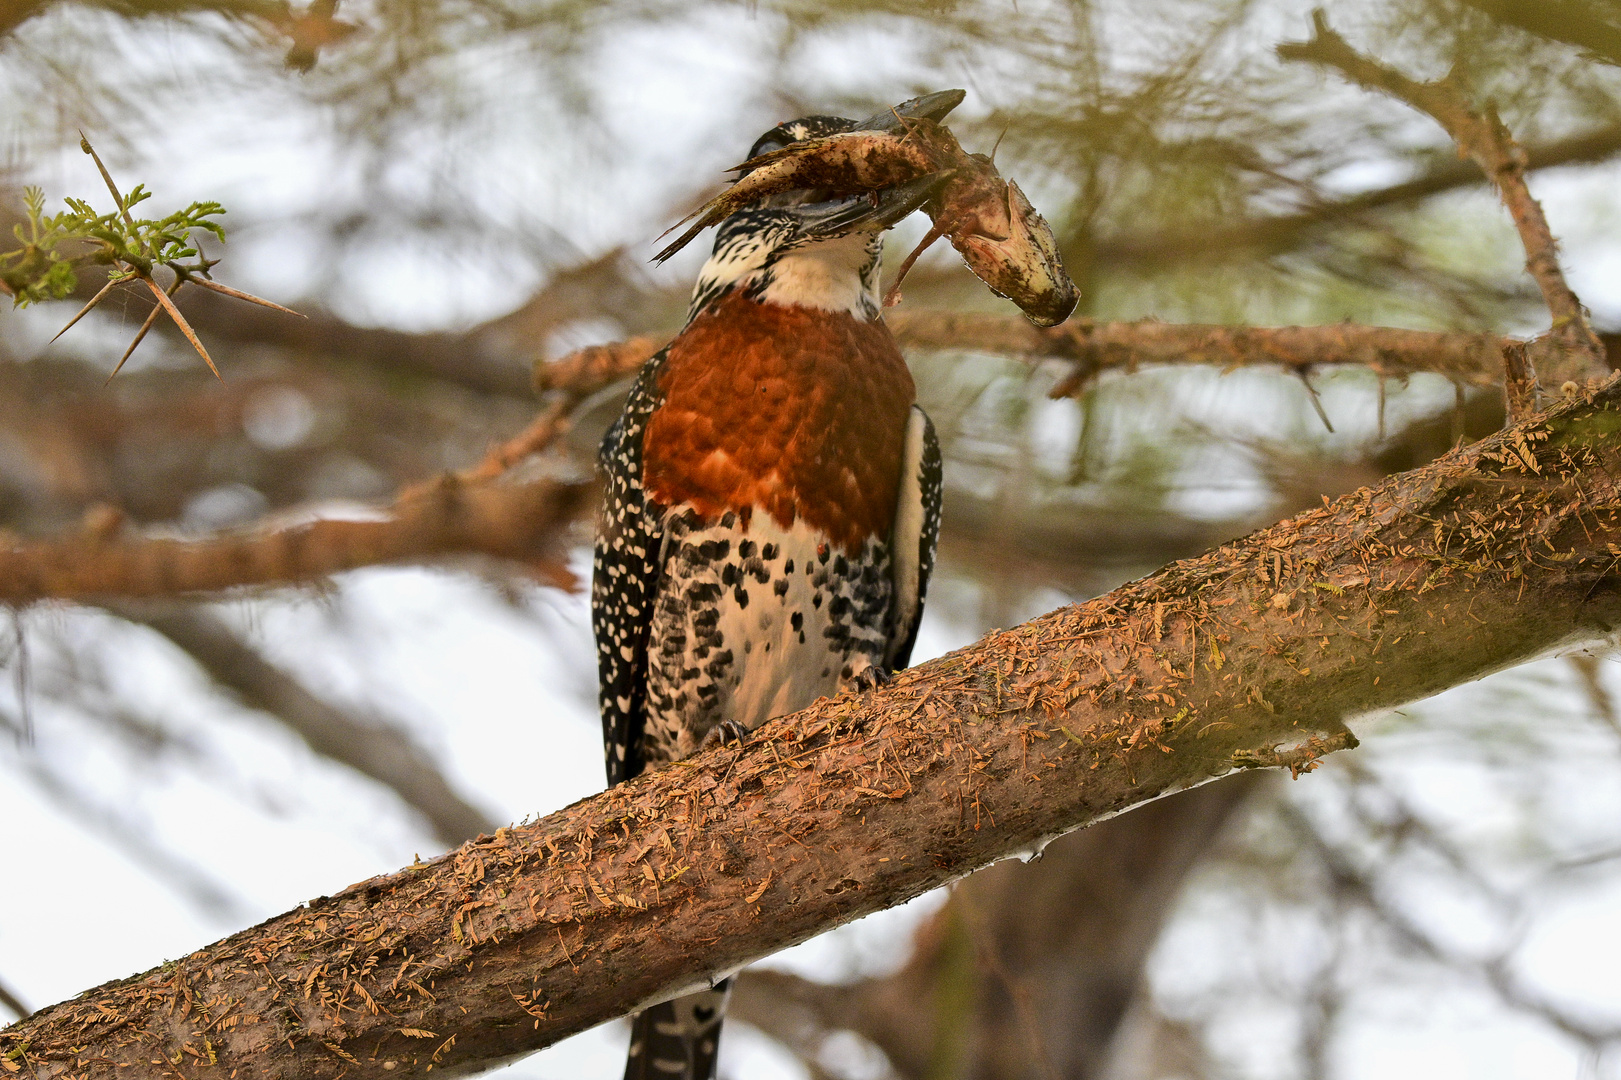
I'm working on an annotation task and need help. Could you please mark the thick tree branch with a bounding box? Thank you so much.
[9,377,1621,1078]
[0,476,588,602]
[1279,11,1610,389]
[886,311,1516,392]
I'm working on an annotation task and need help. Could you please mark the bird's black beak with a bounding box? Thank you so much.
[850,89,966,134]
[784,89,966,242]
[789,171,954,243]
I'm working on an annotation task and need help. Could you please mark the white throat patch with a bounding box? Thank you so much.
[689,224,883,322]
[751,232,882,319]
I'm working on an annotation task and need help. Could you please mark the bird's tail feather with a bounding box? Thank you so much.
[622,980,732,1080]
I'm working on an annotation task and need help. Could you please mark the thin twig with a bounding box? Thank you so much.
[104,285,171,385]
[183,274,305,317]
[397,400,570,503]
[0,975,28,1021]
[1297,368,1334,433]
[461,399,571,483]
[79,132,134,226]
[1278,10,1608,386]
[48,277,118,344]
[142,274,220,380]
[65,135,299,378]
[398,337,656,502]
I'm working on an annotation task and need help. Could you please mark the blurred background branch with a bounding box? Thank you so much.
[0,975,28,1022]
[0,476,588,600]
[1280,8,1609,388]
[1457,0,1621,67]
[102,598,496,846]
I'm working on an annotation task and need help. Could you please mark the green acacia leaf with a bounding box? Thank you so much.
[4,181,238,319]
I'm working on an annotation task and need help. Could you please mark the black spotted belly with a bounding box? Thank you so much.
[641,509,893,766]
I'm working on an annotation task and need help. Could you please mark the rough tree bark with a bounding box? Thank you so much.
[7,376,1621,1079]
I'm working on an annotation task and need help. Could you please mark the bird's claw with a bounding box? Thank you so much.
[843,666,891,696]
[701,720,750,752]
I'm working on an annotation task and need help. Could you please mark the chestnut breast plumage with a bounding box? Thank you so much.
[641,290,916,553]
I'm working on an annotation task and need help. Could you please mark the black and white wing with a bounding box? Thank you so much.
[592,353,670,786]
[884,404,943,672]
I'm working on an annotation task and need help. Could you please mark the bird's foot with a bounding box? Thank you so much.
[701,720,750,752]
[843,665,891,696]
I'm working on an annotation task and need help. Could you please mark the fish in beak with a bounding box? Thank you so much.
[655,89,1078,326]
[924,168,1078,327]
